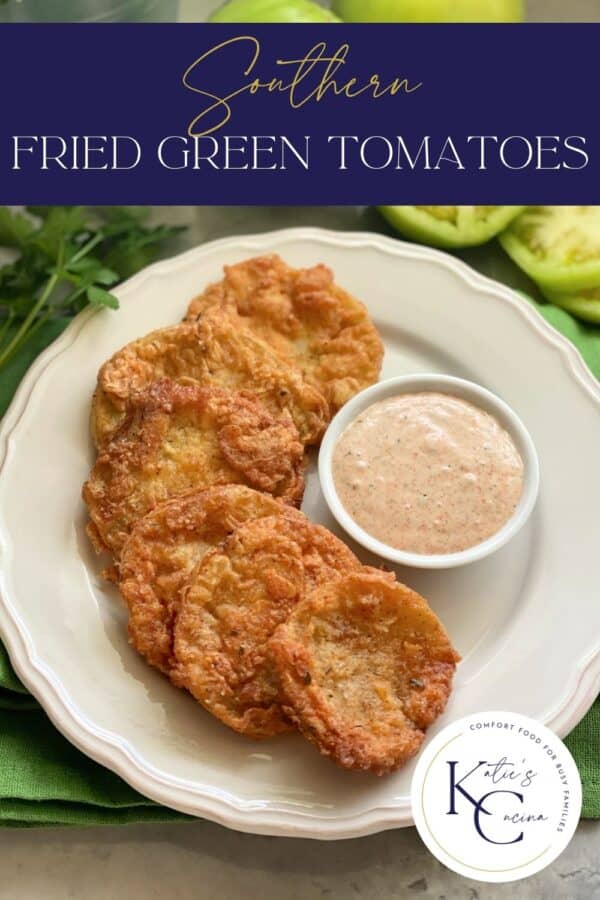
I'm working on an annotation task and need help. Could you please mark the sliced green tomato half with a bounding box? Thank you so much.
[378,205,525,249]
[209,0,341,22]
[499,207,600,292]
[332,0,523,22]
[543,284,600,325]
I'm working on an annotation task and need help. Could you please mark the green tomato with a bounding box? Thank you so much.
[332,0,523,21]
[499,207,600,292]
[209,0,341,23]
[379,205,525,249]
[542,285,600,325]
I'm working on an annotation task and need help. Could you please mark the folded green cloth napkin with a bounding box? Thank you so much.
[0,252,598,826]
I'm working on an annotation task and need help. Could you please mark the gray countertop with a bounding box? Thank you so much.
[2,204,598,898]
[2,817,599,900]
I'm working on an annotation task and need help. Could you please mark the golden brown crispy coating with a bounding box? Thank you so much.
[172,512,361,739]
[91,308,329,448]
[83,379,305,559]
[119,485,288,674]
[268,571,460,774]
[185,255,384,413]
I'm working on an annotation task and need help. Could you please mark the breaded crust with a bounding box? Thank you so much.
[268,570,460,774]
[172,512,361,739]
[185,255,384,413]
[119,485,287,674]
[83,379,305,558]
[91,308,329,448]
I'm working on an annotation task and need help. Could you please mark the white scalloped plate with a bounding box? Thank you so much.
[0,228,599,840]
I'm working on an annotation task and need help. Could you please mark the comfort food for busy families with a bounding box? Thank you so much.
[269,570,460,774]
[185,255,384,412]
[82,252,461,775]
[83,379,305,558]
[119,485,289,674]
[332,392,524,555]
[91,308,330,448]
[172,511,361,738]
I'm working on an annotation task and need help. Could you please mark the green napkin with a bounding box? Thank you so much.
[0,648,188,826]
[0,254,598,826]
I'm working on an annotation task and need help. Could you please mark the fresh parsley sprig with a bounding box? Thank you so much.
[0,206,185,371]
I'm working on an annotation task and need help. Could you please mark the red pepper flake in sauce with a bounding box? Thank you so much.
[332,392,524,555]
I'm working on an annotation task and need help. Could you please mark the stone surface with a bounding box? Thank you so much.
[0,819,598,899]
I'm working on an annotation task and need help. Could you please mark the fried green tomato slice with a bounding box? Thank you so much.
[499,207,600,292]
[83,379,305,559]
[184,255,384,413]
[91,308,329,448]
[171,512,361,739]
[119,485,289,674]
[269,570,460,774]
[379,205,525,249]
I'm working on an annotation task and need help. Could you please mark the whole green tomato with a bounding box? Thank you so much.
[332,0,523,22]
[210,0,341,23]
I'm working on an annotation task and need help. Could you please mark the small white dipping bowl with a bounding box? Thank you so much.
[318,374,540,569]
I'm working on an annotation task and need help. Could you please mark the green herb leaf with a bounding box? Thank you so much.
[98,206,150,224]
[0,205,185,373]
[86,285,119,310]
[90,266,120,286]
[0,208,36,248]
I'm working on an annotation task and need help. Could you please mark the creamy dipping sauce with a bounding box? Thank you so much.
[332,392,524,555]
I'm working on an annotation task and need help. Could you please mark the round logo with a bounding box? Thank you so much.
[411,711,582,883]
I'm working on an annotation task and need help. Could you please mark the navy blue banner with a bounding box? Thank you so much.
[0,23,597,204]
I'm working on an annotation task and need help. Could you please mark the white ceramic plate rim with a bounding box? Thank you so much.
[318,373,540,569]
[0,227,598,840]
